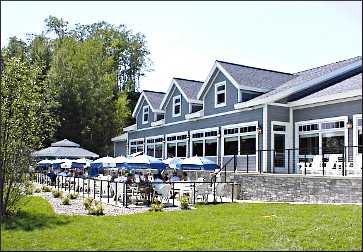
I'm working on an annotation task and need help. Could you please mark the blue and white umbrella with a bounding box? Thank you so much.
[127,155,166,171]
[176,156,219,171]
[162,157,183,169]
[71,158,91,169]
[114,156,128,169]
[89,157,116,177]
[37,159,53,169]
[51,159,70,170]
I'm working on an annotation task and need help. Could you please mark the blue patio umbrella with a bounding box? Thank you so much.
[89,157,116,176]
[37,159,53,170]
[51,159,70,170]
[127,155,166,171]
[71,158,91,169]
[175,156,219,171]
[162,157,183,169]
[114,156,129,169]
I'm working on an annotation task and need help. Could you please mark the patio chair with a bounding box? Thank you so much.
[215,183,228,202]
[194,182,211,203]
[310,155,323,175]
[346,153,362,176]
[325,154,342,176]
[111,181,125,203]
[154,184,172,203]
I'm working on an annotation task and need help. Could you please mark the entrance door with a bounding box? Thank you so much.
[271,122,289,173]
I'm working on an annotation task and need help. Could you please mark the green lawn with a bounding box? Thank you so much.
[1,196,361,251]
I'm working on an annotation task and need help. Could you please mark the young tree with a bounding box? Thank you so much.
[0,57,59,216]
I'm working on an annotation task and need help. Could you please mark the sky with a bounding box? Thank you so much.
[1,1,362,92]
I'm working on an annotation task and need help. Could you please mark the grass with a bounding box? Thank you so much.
[1,196,361,251]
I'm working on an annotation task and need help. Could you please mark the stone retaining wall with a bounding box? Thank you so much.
[232,174,362,203]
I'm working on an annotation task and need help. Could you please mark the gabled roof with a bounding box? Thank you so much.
[51,139,80,147]
[160,78,204,109]
[197,60,294,99]
[288,73,362,107]
[235,56,362,109]
[132,90,165,118]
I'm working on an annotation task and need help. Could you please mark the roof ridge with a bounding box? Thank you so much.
[216,60,294,75]
[174,77,204,83]
[294,56,362,74]
[142,90,166,94]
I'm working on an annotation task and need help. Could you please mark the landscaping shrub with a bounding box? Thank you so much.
[88,201,104,215]
[52,190,63,198]
[41,186,51,192]
[149,197,164,212]
[83,198,94,210]
[24,181,35,195]
[180,196,190,210]
[34,188,41,193]
[69,192,78,199]
[61,196,71,205]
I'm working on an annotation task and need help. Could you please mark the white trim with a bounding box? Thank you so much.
[185,110,204,120]
[190,127,219,159]
[165,131,189,158]
[128,138,145,155]
[270,102,289,107]
[235,60,362,110]
[353,114,362,159]
[142,105,149,124]
[123,124,137,132]
[271,121,289,173]
[215,81,227,108]
[290,95,362,110]
[134,104,264,132]
[132,92,165,118]
[151,119,165,127]
[145,134,165,159]
[172,95,182,117]
[288,89,362,108]
[262,104,268,172]
[111,133,128,142]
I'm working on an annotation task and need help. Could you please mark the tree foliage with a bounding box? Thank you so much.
[0,58,59,215]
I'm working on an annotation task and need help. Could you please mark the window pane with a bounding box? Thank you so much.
[192,140,203,156]
[217,85,225,91]
[358,129,362,153]
[322,132,344,154]
[131,147,137,154]
[299,134,319,155]
[167,143,176,158]
[174,104,180,115]
[146,145,154,157]
[217,93,225,104]
[155,144,163,158]
[137,145,144,153]
[273,125,286,131]
[177,142,187,157]
[205,139,217,156]
[156,114,164,121]
[240,135,256,155]
[224,136,238,155]
[143,113,148,122]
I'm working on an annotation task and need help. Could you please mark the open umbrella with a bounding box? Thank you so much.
[89,157,116,177]
[127,155,166,171]
[176,156,219,171]
[60,160,72,169]
[37,159,53,170]
[51,159,69,170]
[71,158,91,169]
[162,157,183,169]
[114,156,128,169]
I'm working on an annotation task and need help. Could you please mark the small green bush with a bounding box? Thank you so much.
[52,190,63,198]
[34,188,41,193]
[61,196,71,205]
[69,192,79,199]
[83,198,94,210]
[24,182,35,195]
[41,186,51,192]
[180,196,190,210]
[149,197,164,212]
[88,201,104,215]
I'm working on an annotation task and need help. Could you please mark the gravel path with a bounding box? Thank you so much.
[33,186,181,216]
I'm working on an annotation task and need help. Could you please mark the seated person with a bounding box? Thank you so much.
[170,171,181,182]
[181,171,190,181]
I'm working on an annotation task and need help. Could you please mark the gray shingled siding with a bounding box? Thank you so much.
[293,99,362,163]
[136,98,155,129]
[204,71,239,116]
[114,141,127,157]
[164,86,189,124]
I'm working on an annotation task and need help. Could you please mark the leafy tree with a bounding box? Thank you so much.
[0,57,59,216]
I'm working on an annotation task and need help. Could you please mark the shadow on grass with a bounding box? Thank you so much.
[1,211,71,232]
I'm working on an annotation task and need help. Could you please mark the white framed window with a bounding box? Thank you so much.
[353,114,362,157]
[215,81,226,108]
[295,116,348,160]
[172,95,182,117]
[146,135,164,159]
[190,127,218,158]
[166,132,188,158]
[129,138,144,155]
[142,105,149,124]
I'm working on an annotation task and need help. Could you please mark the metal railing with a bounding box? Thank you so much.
[32,172,239,207]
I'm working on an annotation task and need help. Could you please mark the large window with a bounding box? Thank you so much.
[166,133,188,158]
[215,81,226,107]
[146,137,164,158]
[299,134,319,155]
[129,139,144,154]
[191,129,218,157]
[223,124,257,156]
[142,106,149,124]
[297,117,347,156]
[172,95,181,117]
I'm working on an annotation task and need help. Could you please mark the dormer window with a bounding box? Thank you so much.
[142,105,149,124]
[215,81,226,108]
[173,95,181,117]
